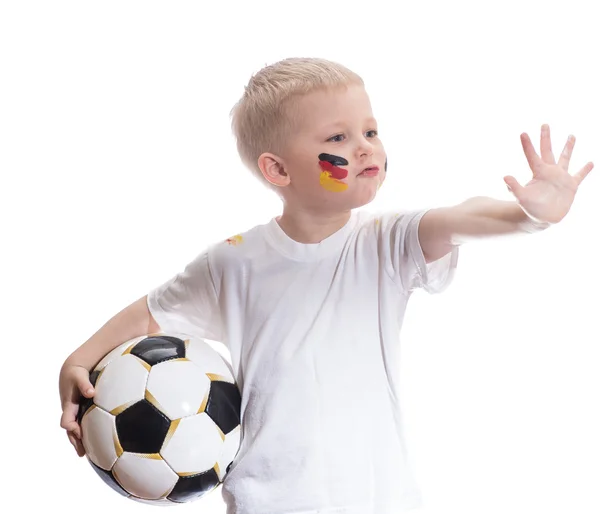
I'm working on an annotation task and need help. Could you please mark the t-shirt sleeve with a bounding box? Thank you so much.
[379,209,459,295]
[146,249,225,343]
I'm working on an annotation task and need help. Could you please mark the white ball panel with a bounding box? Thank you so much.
[161,414,223,474]
[94,354,149,413]
[81,406,118,471]
[93,340,134,372]
[146,360,210,420]
[186,339,234,381]
[216,425,241,481]
[113,453,178,500]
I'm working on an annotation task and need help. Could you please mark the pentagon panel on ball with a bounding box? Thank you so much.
[78,333,242,505]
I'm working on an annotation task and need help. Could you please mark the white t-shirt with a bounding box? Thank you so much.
[147,207,459,514]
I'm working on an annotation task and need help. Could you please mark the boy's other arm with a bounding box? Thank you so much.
[62,294,161,371]
[59,294,161,455]
[418,196,552,264]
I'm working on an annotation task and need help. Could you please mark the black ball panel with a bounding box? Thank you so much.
[76,369,102,424]
[89,369,101,386]
[167,469,220,503]
[115,400,171,454]
[205,381,241,434]
[88,460,130,498]
[130,335,186,365]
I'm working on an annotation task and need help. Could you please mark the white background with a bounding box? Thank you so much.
[2,1,599,513]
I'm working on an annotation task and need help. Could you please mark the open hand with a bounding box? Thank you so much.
[504,124,594,224]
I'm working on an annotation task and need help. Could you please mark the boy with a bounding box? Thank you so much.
[59,57,593,513]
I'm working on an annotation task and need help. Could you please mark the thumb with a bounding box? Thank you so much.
[73,366,95,397]
[504,175,524,197]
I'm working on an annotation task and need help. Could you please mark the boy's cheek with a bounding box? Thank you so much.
[318,153,350,193]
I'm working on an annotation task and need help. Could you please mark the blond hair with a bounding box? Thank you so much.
[229,57,364,194]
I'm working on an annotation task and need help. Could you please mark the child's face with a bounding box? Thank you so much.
[263,84,387,212]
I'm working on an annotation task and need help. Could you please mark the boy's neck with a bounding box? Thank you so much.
[275,210,352,244]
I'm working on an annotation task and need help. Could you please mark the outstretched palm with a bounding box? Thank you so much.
[504,124,594,224]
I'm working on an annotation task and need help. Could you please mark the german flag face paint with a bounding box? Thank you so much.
[318,153,349,192]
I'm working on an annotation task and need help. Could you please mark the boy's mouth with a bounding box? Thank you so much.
[358,166,379,177]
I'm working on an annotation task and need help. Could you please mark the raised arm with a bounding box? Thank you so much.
[417,124,594,263]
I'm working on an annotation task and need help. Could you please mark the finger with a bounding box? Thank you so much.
[540,124,556,164]
[60,403,82,437]
[68,433,86,457]
[74,437,86,456]
[558,134,576,171]
[574,161,594,185]
[61,419,82,439]
[73,366,95,397]
[504,175,525,197]
[60,411,76,431]
[521,133,542,172]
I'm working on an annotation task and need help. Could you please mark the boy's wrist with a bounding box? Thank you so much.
[518,213,553,234]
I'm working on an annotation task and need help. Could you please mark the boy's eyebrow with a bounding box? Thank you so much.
[323,117,378,130]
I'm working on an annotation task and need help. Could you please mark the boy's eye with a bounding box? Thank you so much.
[327,130,378,142]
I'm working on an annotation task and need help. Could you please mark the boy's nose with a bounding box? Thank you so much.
[357,142,375,158]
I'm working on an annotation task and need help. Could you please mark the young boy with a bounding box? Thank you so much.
[59,57,593,513]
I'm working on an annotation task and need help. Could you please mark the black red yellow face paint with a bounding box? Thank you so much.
[317,153,388,192]
[318,153,349,192]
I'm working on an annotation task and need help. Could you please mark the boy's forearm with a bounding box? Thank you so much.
[419,196,553,262]
[445,196,552,245]
[63,295,159,372]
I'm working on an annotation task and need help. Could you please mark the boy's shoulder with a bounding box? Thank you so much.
[207,217,272,263]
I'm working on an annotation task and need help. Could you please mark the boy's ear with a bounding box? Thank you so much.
[258,153,290,186]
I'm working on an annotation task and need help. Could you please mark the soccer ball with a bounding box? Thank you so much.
[77,333,242,506]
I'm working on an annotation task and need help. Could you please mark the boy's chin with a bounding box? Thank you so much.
[347,188,379,209]
[333,196,377,212]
